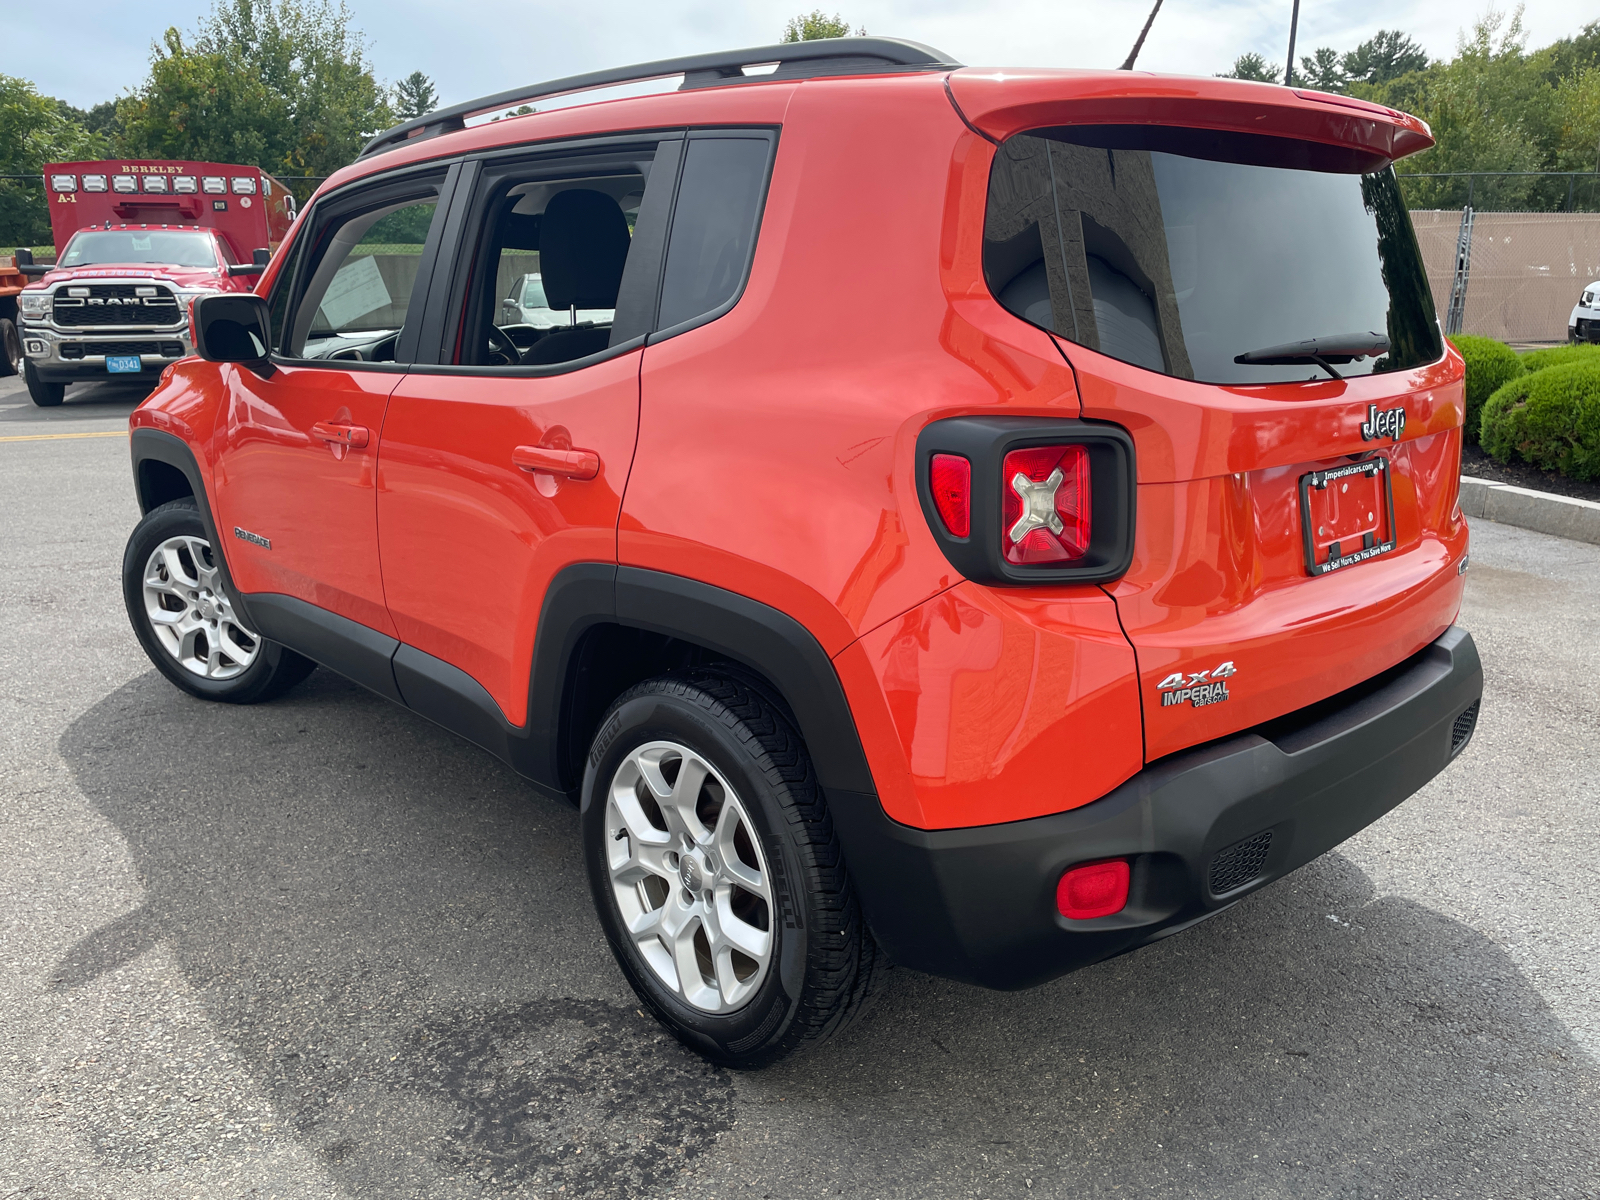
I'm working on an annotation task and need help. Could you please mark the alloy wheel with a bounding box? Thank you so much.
[141,534,261,679]
[605,740,775,1014]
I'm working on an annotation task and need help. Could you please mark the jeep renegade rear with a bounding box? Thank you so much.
[121,38,1481,1066]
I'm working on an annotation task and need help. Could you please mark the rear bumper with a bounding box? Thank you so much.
[831,626,1482,990]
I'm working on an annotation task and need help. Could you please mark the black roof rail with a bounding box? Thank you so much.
[359,36,962,159]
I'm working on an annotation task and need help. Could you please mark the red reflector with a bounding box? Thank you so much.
[1001,444,1091,564]
[929,453,971,538]
[1056,858,1129,919]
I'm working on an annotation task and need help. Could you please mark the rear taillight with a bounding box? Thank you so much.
[1056,858,1130,919]
[929,453,971,538]
[1001,444,1090,563]
[915,417,1135,586]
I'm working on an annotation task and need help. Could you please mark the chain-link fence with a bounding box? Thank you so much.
[1397,172,1600,214]
[1414,208,1600,343]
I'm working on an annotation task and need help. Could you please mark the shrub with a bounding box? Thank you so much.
[1447,334,1522,445]
[1517,342,1600,373]
[1480,361,1600,481]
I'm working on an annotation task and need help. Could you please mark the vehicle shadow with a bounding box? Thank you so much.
[0,377,152,422]
[57,669,1600,1199]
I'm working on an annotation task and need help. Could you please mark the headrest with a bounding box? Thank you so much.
[539,189,630,310]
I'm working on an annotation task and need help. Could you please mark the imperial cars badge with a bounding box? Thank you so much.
[1158,661,1236,708]
[1360,404,1406,443]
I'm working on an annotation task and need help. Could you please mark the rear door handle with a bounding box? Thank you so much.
[513,445,600,480]
[312,421,370,449]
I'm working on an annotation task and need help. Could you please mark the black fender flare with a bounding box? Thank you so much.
[128,427,259,630]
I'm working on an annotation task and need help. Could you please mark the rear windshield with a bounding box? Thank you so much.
[59,230,219,270]
[983,126,1442,384]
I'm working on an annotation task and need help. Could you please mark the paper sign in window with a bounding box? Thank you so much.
[316,255,392,329]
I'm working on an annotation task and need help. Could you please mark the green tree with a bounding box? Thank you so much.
[781,11,862,42]
[0,74,105,248]
[1343,30,1430,87]
[1298,47,1348,92]
[1219,52,1281,82]
[117,0,392,180]
[392,70,438,121]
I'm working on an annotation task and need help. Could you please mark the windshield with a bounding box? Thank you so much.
[984,127,1442,384]
[59,230,219,270]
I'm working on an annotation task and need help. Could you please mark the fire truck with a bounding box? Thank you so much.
[14,159,296,406]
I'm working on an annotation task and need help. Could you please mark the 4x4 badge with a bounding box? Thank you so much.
[1360,404,1406,443]
[1158,660,1236,709]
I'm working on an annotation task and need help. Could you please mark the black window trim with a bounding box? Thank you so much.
[264,160,460,373]
[409,130,684,379]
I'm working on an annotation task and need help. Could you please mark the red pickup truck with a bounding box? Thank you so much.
[120,38,1481,1066]
[15,159,295,405]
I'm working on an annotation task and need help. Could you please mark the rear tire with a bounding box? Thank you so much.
[122,498,317,704]
[582,669,882,1068]
[0,317,20,377]
[24,359,64,406]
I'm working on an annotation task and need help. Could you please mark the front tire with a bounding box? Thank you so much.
[0,317,21,377]
[122,498,316,704]
[582,670,882,1068]
[24,358,64,406]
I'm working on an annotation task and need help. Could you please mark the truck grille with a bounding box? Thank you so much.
[51,284,182,328]
[59,341,185,359]
[1208,830,1274,896]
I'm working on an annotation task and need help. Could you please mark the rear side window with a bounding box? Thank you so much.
[983,126,1442,384]
[656,136,772,331]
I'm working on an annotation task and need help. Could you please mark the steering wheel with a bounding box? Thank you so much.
[484,324,521,366]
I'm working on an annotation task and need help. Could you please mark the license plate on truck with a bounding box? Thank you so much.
[105,355,141,374]
[1299,456,1395,576]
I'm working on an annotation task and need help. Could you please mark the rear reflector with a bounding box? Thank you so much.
[1056,858,1129,919]
[1002,443,1091,564]
[929,453,971,538]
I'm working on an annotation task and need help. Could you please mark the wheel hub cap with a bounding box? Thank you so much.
[604,741,776,1014]
[141,534,263,680]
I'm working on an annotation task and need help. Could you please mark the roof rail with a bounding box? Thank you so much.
[359,36,962,159]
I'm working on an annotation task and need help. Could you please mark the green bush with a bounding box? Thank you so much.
[1518,342,1600,373]
[1480,361,1600,481]
[1447,334,1523,445]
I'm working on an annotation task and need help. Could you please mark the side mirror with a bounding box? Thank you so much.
[194,293,275,376]
[15,247,50,277]
[15,248,33,265]
[227,248,272,278]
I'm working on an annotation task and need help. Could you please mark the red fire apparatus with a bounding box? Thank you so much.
[13,159,296,405]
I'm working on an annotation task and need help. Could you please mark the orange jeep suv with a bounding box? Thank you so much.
[122,38,1483,1066]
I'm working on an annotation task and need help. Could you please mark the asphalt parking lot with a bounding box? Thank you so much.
[2,375,1597,1200]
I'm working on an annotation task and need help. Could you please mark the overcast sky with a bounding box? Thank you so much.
[11,0,1590,112]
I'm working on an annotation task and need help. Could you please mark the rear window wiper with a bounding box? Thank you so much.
[1234,332,1390,380]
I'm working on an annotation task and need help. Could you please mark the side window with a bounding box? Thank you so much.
[656,137,772,331]
[276,182,444,363]
[452,143,667,369]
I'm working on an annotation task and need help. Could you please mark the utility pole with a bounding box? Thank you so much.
[1284,0,1301,86]
[1120,0,1165,70]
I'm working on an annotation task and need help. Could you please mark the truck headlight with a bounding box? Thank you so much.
[20,293,49,316]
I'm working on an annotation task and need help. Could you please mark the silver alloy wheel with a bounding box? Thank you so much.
[605,740,775,1014]
[141,534,261,680]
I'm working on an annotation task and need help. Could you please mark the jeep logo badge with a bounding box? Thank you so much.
[1360,404,1406,443]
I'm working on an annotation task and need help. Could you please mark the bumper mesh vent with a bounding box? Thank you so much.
[1209,830,1274,896]
[1451,700,1480,754]
[60,340,184,359]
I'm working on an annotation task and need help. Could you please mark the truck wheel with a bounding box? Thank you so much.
[23,359,64,406]
[122,498,316,704]
[582,669,882,1068]
[0,317,20,377]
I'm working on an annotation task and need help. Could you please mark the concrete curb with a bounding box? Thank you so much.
[1460,476,1600,546]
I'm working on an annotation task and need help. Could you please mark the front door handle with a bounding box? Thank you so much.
[312,421,370,449]
[513,444,600,480]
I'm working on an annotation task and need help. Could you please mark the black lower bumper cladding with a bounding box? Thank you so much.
[830,626,1483,990]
